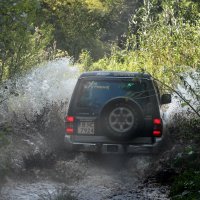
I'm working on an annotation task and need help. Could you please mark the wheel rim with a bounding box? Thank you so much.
[108,107,134,133]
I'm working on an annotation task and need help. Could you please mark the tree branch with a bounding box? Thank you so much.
[154,77,200,118]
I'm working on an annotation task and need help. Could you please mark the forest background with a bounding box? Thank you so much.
[0,0,200,199]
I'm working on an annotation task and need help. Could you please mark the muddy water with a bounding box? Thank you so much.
[0,153,169,200]
[0,58,170,200]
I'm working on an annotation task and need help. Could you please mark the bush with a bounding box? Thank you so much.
[169,114,200,142]
[170,170,200,200]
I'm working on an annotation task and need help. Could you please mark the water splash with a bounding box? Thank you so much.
[0,57,79,122]
[166,68,200,122]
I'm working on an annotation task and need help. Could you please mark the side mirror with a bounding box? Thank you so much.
[161,94,171,104]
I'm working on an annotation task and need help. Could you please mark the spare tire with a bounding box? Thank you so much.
[100,98,144,141]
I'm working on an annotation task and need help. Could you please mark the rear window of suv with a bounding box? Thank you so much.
[76,78,152,108]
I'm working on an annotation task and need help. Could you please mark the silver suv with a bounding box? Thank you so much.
[65,71,171,153]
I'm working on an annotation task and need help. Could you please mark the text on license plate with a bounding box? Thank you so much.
[78,121,95,135]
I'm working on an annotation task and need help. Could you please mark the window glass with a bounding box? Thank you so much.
[77,79,151,108]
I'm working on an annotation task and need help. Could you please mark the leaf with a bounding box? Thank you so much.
[181,102,188,107]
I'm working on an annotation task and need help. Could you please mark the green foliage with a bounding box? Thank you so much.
[173,145,200,170]
[42,0,125,60]
[0,0,141,82]
[80,0,200,118]
[159,143,200,200]
[79,50,93,71]
[0,0,56,82]
[89,22,200,81]
[86,12,200,87]
[170,170,200,200]
[167,117,200,199]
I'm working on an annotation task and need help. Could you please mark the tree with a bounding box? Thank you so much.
[40,0,125,60]
[0,0,53,82]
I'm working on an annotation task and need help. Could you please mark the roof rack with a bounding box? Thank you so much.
[79,71,151,78]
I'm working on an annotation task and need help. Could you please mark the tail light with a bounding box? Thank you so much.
[153,118,162,137]
[66,116,75,134]
[66,116,74,122]
[66,127,74,134]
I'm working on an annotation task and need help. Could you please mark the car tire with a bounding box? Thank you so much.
[101,98,144,141]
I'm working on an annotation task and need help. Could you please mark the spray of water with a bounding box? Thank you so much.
[0,57,80,168]
[0,57,79,123]
[165,69,200,122]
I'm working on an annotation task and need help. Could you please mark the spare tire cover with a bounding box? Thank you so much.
[101,98,143,141]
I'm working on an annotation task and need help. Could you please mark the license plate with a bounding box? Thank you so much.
[78,121,95,135]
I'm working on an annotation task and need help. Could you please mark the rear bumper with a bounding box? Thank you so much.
[64,135,162,154]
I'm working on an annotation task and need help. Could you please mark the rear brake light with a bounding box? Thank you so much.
[153,118,161,125]
[153,118,162,137]
[153,130,161,136]
[66,116,74,122]
[66,116,75,135]
[66,127,74,134]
